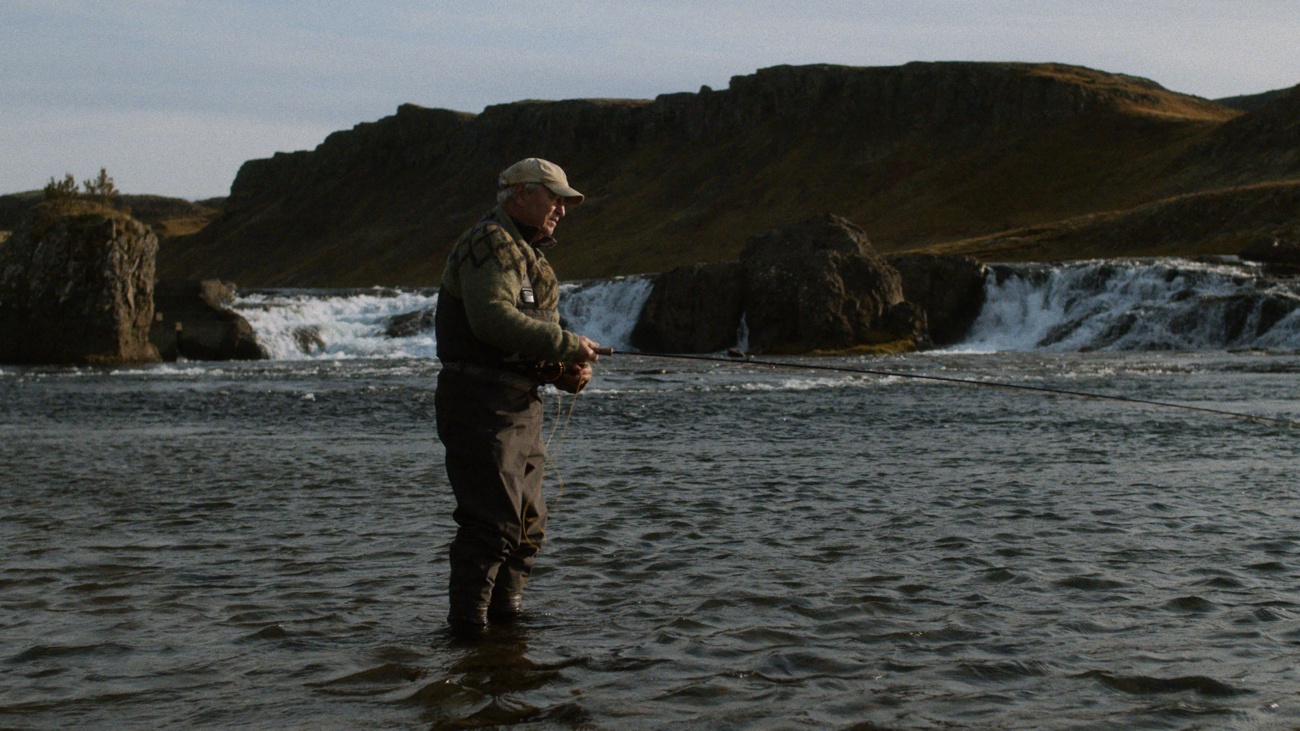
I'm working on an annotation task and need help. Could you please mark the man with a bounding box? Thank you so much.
[434,157,600,633]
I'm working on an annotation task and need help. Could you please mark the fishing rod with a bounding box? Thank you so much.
[591,347,1300,430]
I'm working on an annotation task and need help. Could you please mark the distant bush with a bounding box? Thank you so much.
[83,168,119,204]
[43,173,80,200]
[41,168,128,217]
[44,168,120,205]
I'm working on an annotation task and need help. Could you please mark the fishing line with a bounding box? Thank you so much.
[542,390,581,515]
[518,393,583,548]
[597,349,1300,430]
[544,390,576,453]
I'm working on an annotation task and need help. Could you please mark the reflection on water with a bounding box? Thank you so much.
[308,624,588,729]
[2,351,1299,729]
[421,627,591,730]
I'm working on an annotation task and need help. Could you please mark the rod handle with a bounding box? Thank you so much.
[593,347,615,356]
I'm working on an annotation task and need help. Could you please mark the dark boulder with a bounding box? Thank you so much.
[629,214,938,354]
[740,214,924,353]
[0,202,159,364]
[1240,238,1300,270]
[385,306,436,338]
[630,262,744,353]
[887,253,988,345]
[151,279,267,360]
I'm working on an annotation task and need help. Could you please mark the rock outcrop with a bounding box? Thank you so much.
[886,253,987,345]
[384,306,436,338]
[630,262,745,353]
[0,202,159,364]
[741,215,923,353]
[150,280,267,360]
[632,214,943,354]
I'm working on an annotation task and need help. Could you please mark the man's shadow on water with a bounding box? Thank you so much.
[414,623,591,730]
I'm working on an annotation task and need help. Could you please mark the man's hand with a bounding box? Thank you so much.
[575,335,601,363]
[556,362,592,394]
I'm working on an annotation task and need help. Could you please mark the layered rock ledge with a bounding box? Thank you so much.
[0,201,159,364]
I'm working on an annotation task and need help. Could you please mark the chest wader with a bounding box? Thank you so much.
[435,261,555,632]
[436,370,546,631]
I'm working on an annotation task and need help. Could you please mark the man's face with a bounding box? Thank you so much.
[512,184,566,238]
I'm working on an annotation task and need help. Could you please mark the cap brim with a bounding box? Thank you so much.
[544,183,584,205]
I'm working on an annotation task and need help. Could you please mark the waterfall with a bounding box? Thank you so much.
[956,258,1300,352]
[231,260,1300,360]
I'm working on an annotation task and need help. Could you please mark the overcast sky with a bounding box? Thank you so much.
[3,1,1297,200]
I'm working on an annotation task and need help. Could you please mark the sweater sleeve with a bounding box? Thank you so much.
[455,236,582,363]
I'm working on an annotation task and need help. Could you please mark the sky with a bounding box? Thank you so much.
[3,1,1298,201]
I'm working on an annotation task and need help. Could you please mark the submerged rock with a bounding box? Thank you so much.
[384,306,436,338]
[0,201,159,364]
[293,326,325,354]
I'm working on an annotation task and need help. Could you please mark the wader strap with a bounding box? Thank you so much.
[519,262,535,305]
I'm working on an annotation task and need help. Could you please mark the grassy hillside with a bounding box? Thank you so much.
[928,180,1300,261]
[155,62,1296,286]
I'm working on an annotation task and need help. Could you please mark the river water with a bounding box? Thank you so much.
[3,258,1300,729]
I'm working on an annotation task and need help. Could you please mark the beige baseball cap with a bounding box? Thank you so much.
[498,158,584,204]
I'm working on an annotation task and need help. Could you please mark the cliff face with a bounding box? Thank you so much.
[161,62,1291,287]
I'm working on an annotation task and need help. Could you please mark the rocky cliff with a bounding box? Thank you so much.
[161,62,1296,287]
